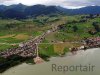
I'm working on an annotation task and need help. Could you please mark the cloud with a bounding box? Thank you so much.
[0,0,49,6]
[0,0,17,5]
[0,0,100,8]
[0,0,12,3]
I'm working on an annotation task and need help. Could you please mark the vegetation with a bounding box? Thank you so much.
[43,15,100,43]
[0,14,100,73]
[0,15,65,51]
[0,14,100,53]
[0,55,34,73]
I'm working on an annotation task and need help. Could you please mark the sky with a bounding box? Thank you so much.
[0,0,100,9]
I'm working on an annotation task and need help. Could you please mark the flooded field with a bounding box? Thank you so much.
[1,48,100,75]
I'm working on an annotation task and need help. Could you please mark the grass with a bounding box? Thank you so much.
[38,42,81,57]
[0,34,15,38]
[39,44,58,57]
[1,14,100,73]
[0,37,24,43]
[54,43,66,54]
[0,15,100,52]
[13,34,29,40]
[0,44,18,51]
[43,15,99,42]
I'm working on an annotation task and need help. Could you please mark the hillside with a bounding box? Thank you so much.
[42,15,100,43]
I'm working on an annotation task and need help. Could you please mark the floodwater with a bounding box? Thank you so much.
[1,48,100,75]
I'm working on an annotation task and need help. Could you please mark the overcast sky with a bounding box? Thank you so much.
[0,0,99,9]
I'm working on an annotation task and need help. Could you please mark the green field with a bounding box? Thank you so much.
[0,14,100,51]
[42,15,100,43]
[0,14,100,73]
[0,15,67,51]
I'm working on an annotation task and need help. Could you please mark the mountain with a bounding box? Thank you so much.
[8,3,27,12]
[74,6,100,14]
[58,6,100,15]
[3,9,26,19]
[0,4,62,19]
[0,4,100,19]
[0,5,7,12]
[0,4,27,19]
[25,5,61,17]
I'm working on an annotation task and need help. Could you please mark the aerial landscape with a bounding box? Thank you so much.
[0,0,100,75]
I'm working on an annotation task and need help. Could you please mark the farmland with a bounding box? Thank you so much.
[0,14,100,52]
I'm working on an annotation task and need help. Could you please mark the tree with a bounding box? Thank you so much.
[73,25,78,32]
[92,22,100,32]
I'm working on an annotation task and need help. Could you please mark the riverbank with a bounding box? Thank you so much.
[0,35,99,73]
[0,55,35,73]
[0,43,99,74]
[1,48,100,75]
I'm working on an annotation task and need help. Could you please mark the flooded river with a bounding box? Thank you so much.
[1,48,100,75]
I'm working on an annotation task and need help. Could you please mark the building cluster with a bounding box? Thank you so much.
[84,37,100,48]
[70,37,100,54]
[0,33,46,58]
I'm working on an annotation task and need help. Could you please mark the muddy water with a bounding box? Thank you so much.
[1,48,100,75]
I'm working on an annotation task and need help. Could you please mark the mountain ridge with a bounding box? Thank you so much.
[0,4,100,19]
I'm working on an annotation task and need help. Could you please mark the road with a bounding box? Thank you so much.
[0,27,56,58]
